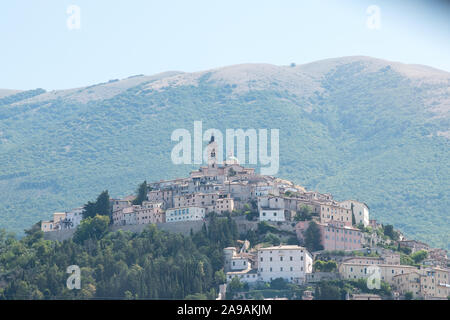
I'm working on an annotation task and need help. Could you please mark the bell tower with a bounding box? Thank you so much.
[207,135,217,168]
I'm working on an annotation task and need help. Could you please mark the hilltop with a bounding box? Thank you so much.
[0,56,448,249]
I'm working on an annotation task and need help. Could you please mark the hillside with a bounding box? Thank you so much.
[0,56,448,249]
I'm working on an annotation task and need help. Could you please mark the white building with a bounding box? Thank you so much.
[223,245,260,284]
[340,200,370,227]
[223,247,252,272]
[258,245,313,284]
[64,207,83,229]
[259,208,285,222]
[258,196,284,210]
[226,269,259,284]
[165,206,206,222]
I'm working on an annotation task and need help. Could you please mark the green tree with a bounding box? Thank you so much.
[270,278,288,290]
[185,293,208,300]
[132,181,147,205]
[314,260,325,271]
[400,254,415,266]
[323,261,337,272]
[95,190,110,216]
[314,260,337,272]
[82,201,97,219]
[404,291,413,300]
[82,190,110,219]
[295,205,313,221]
[228,277,244,292]
[304,221,324,252]
[411,250,428,264]
[73,214,110,243]
[383,224,398,240]
[264,233,281,246]
[214,270,226,285]
[315,282,341,300]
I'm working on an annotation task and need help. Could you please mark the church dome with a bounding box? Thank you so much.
[225,156,239,165]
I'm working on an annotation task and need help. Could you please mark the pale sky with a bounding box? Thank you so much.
[0,0,449,90]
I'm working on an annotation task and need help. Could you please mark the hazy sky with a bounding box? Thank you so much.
[1,0,449,90]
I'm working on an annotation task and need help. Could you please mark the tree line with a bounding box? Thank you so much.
[0,212,238,300]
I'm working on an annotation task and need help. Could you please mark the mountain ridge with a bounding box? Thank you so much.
[0,56,448,249]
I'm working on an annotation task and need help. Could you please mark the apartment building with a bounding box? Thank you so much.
[136,201,165,224]
[319,203,352,226]
[259,209,285,222]
[258,245,313,284]
[223,247,253,272]
[398,240,430,253]
[296,220,363,251]
[64,207,83,229]
[41,212,67,232]
[147,189,174,208]
[173,193,218,210]
[343,256,384,265]
[225,269,259,284]
[393,267,449,299]
[258,196,284,210]
[122,206,138,225]
[111,199,132,213]
[165,206,206,222]
[339,262,418,285]
[258,195,286,222]
[213,196,234,214]
[254,184,276,197]
[340,200,370,227]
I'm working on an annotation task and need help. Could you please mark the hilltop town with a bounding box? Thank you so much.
[39,137,450,300]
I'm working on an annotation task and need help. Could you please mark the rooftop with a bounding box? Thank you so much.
[259,245,307,251]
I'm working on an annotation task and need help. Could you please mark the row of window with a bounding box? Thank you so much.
[326,228,360,235]
[260,267,303,272]
[349,267,405,275]
[170,208,191,215]
[261,250,304,254]
[260,256,301,262]
[167,215,200,221]
[323,207,348,213]
[261,212,279,216]
[325,236,361,243]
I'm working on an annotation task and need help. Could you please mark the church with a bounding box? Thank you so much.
[189,135,255,183]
